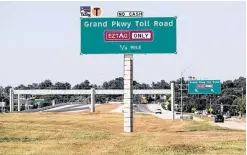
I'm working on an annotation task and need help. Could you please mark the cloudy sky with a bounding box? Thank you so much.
[0,1,245,87]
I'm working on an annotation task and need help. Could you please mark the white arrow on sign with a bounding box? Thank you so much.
[211,89,214,92]
[195,89,198,92]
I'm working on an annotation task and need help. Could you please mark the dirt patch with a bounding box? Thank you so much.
[81,104,121,113]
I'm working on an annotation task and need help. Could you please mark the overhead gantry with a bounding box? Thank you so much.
[9,83,175,119]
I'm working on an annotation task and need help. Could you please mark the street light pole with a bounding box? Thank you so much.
[180,64,193,120]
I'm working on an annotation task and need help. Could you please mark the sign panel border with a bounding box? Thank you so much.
[188,80,221,94]
[80,17,177,55]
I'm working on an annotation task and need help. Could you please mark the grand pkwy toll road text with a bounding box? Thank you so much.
[83,20,174,28]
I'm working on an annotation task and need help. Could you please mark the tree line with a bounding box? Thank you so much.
[0,77,246,115]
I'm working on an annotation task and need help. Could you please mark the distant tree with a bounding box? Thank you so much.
[102,82,109,89]
[54,82,63,89]
[194,98,207,111]
[39,80,53,89]
[0,86,4,95]
[29,83,39,89]
[83,80,90,89]
[233,77,246,89]
[64,82,71,89]
[4,86,12,95]
[52,82,71,89]
[73,80,90,89]
[15,84,28,90]
[240,95,246,117]
[151,80,170,89]
[222,80,234,89]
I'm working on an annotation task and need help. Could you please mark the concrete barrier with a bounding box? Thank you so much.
[180,115,193,120]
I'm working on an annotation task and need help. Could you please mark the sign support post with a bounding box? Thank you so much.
[52,100,55,106]
[123,54,133,132]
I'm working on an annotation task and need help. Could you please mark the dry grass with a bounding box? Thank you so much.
[0,105,245,155]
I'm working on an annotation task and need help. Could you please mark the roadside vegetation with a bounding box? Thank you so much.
[0,77,246,116]
[0,109,245,155]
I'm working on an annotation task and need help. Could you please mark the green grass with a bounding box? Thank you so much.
[184,118,243,132]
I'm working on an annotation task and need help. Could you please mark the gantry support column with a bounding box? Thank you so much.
[52,100,56,106]
[90,88,96,112]
[17,94,21,112]
[9,89,14,112]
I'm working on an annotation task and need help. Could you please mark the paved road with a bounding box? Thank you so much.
[44,104,90,112]
[210,119,246,130]
[112,104,153,113]
[134,104,153,113]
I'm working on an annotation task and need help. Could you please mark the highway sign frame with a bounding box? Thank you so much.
[80,17,177,54]
[188,80,221,94]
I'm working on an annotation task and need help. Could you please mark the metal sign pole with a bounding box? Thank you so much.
[123,54,133,132]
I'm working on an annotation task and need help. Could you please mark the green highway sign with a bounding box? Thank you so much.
[188,80,221,94]
[80,17,177,54]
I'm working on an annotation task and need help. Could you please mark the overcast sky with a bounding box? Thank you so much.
[0,1,246,87]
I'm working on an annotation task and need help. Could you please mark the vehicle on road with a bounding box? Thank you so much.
[133,104,137,107]
[214,114,224,123]
[155,109,162,114]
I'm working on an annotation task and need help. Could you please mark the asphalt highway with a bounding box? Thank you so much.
[43,103,154,113]
[44,104,89,112]
[133,104,153,113]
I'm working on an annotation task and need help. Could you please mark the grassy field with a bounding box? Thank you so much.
[0,105,245,155]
